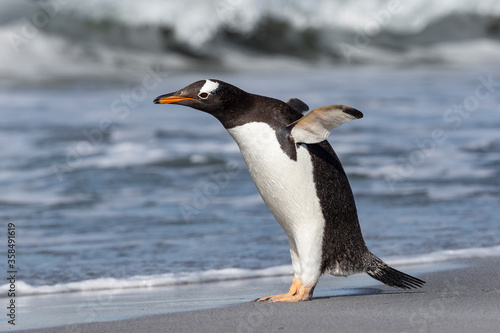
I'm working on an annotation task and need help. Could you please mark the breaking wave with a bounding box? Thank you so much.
[1,0,500,83]
[2,245,500,297]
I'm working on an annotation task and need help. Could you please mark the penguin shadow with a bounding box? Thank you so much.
[313,287,424,300]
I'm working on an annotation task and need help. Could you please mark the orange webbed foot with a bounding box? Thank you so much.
[255,278,313,302]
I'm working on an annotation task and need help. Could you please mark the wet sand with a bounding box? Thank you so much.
[10,257,500,333]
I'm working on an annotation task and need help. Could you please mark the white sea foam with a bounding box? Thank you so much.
[386,245,500,266]
[3,245,500,297]
[425,184,490,201]
[0,191,90,206]
[80,142,168,169]
[1,265,293,297]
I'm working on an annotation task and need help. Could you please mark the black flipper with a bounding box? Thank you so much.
[286,98,309,114]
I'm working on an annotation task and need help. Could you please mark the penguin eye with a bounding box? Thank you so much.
[198,92,209,99]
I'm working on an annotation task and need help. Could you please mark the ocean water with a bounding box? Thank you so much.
[1,67,499,297]
[0,0,499,298]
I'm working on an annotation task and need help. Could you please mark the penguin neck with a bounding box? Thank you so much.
[212,93,259,130]
[217,94,302,131]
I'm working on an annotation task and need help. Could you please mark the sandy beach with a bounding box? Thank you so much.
[9,257,499,333]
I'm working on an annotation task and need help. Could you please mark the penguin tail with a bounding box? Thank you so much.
[366,255,425,290]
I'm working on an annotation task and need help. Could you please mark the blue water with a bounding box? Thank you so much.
[1,66,499,293]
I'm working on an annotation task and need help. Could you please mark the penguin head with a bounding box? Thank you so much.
[154,79,244,116]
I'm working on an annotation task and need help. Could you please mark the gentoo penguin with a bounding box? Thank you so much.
[154,79,425,302]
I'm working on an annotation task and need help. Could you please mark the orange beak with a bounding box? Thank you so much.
[153,93,196,104]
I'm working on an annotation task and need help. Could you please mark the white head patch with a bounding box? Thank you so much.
[200,79,219,95]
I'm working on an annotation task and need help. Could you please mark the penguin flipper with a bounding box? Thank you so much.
[286,98,309,114]
[288,105,363,144]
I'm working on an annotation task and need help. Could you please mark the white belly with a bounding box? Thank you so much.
[227,122,325,285]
